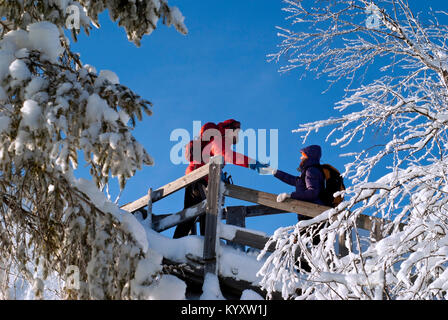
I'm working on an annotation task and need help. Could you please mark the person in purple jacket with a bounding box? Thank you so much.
[273,145,325,221]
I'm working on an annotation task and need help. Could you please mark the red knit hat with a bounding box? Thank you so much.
[218,119,241,135]
[200,122,219,137]
[186,122,220,163]
[185,139,200,163]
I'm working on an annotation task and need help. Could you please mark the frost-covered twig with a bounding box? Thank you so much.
[260,0,448,300]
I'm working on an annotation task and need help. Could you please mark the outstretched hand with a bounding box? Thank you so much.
[249,161,270,174]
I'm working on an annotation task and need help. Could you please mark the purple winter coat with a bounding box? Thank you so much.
[274,145,325,209]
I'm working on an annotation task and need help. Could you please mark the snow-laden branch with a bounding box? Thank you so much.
[0,0,187,46]
[260,0,448,300]
[0,0,187,299]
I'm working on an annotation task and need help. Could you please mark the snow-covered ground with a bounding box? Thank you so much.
[138,214,269,300]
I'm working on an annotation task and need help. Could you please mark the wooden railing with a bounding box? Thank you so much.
[120,156,387,287]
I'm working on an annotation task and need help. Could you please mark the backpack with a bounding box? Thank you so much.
[309,164,345,208]
[221,171,233,184]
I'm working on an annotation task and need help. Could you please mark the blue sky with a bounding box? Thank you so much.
[71,0,447,237]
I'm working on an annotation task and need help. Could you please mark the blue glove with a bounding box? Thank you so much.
[249,161,269,173]
[220,172,233,184]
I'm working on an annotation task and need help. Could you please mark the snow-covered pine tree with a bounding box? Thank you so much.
[258,0,448,300]
[0,0,187,299]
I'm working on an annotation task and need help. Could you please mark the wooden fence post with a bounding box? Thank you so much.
[203,156,224,275]
[371,219,383,243]
[338,229,350,258]
[225,206,247,251]
[147,188,153,228]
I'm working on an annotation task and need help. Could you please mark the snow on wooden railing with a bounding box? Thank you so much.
[120,156,389,281]
[224,183,331,218]
[120,160,213,213]
[222,183,388,254]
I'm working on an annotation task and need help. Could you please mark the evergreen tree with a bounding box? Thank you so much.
[0,0,186,299]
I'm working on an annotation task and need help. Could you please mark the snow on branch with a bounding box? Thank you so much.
[0,0,186,300]
[0,0,187,46]
[260,0,448,300]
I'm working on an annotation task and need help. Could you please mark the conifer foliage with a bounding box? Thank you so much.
[259,0,448,300]
[0,0,186,299]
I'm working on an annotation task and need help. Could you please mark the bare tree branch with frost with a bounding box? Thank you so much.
[0,0,187,299]
[258,0,448,300]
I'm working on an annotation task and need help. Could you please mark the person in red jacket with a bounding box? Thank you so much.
[173,119,268,238]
